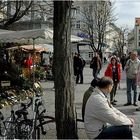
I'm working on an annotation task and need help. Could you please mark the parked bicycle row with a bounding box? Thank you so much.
[0,82,55,139]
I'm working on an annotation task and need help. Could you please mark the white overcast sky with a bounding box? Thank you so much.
[113,0,140,29]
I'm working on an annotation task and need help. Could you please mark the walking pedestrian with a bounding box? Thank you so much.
[124,51,140,106]
[90,52,102,79]
[74,53,85,84]
[120,54,127,71]
[104,56,121,105]
[84,76,134,139]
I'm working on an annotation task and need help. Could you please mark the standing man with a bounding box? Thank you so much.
[73,52,78,77]
[90,52,102,79]
[120,54,127,71]
[124,51,140,106]
[74,53,85,84]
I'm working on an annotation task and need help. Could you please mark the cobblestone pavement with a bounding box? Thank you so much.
[1,63,140,139]
[40,63,140,139]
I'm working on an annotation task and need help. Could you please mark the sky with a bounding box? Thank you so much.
[113,0,140,29]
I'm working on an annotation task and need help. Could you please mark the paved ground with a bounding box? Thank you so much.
[40,63,140,139]
[1,63,140,139]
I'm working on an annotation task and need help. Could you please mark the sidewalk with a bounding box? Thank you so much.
[41,63,140,139]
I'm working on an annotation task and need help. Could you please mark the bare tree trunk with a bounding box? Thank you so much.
[53,1,78,139]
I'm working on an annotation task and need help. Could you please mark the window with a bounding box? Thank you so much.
[89,52,93,58]
[76,21,80,29]
[76,6,80,14]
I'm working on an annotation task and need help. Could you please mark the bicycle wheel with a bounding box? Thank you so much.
[4,119,16,139]
[5,122,15,139]
[0,121,5,137]
[15,119,33,139]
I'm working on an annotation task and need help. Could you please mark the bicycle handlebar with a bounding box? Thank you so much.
[20,97,33,110]
[15,98,33,118]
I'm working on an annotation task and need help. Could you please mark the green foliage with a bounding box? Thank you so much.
[32,66,46,80]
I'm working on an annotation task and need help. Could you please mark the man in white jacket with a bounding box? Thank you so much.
[84,76,134,139]
[124,51,140,106]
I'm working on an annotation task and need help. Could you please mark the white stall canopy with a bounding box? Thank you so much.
[6,44,53,53]
[0,28,53,43]
[0,28,83,43]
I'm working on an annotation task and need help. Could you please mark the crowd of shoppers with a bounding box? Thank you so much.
[80,50,140,139]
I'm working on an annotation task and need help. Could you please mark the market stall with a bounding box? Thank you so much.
[0,28,83,108]
[0,28,83,79]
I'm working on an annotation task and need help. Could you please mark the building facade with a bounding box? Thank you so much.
[127,29,135,52]
[134,18,140,50]
[71,1,112,61]
[1,1,122,61]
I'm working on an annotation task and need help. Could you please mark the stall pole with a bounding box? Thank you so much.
[32,38,35,84]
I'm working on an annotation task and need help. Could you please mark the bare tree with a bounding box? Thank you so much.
[53,1,78,139]
[79,1,116,52]
[0,0,53,29]
[0,1,33,28]
[30,1,53,21]
[113,27,128,57]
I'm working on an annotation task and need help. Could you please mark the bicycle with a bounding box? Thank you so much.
[0,89,19,139]
[0,97,33,139]
[14,82,55,139]
[30,82,55,139]
[0,82,55,139]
